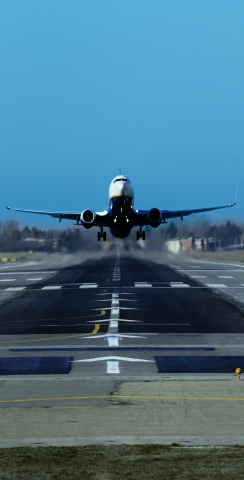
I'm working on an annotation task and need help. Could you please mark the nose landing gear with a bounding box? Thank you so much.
[136,227,145,241]
[97,228,106,241]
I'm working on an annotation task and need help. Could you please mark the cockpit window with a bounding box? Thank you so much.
[114,178,127,183]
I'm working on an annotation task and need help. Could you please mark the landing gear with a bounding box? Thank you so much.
[97,228,106,241]
[136,226,145,241]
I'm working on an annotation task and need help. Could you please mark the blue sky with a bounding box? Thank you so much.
[0,1,243,228]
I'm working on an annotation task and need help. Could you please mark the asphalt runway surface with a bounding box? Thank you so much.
[1,252,244,447]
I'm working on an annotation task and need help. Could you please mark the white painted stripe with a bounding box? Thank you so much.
[93,307,138,310]
[170,282,183,284]
[111,308,119,315]
[79,284,98,288]
[108,337,119,346]
[0,279,15,282]
[107,361,120,373]
[134,284,152,288]
[27,278,43,281]
[109,320,118,328]
[218,276,234,278]
[112,300,119,306]
[74,356,154,362]
[179,269,243,272]
[42,286,62,290]
[170,284,190,288]
[4,287,26,291]
[191,276,206,278]
[112,294,118,298]
[86,319,143,323]
[206,284,227,288]
[0,271,56,274]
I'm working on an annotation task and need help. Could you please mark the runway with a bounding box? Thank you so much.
[1,252,244,447]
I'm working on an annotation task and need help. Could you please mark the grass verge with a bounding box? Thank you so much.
[0,444,244,479]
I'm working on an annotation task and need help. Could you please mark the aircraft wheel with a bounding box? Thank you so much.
[142,231,145,241]
[97,232,101,241]
[103,232,106,241]
[136,231,140,241]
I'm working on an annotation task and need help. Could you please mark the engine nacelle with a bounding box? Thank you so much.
[147,208,162,228]
[81,209,96,229]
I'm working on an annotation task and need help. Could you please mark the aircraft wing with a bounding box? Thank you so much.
[134,197,237,226]
[5,205,110,226]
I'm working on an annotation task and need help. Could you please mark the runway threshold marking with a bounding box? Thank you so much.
[1,395,244,404]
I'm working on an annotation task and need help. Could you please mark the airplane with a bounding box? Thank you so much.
[6,175,237,241]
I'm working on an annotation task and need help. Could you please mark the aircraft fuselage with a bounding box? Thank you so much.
[108,175,134,238]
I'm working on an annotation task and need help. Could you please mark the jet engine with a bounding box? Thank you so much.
[147,208,162,228]
[81,209,96,229]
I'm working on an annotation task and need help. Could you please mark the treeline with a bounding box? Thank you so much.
[163,218,244,248]
[1,217,243,252]
[0,221,101,253]
[145,217,244,250]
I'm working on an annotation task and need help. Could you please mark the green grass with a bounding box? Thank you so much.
[0,445,244,479]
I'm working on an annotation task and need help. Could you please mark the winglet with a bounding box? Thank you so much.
[231,187,238,206]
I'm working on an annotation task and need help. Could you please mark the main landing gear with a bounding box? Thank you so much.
[136,227,145,241]
[97,228,106,241]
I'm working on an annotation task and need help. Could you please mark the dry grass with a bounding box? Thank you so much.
[0,445,244,479]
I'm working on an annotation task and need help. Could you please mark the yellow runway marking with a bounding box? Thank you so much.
[0,323,100,344]
[106,279,109,283]
[0,313,104,344]
[1,395,244,404]
[103,290,107,292]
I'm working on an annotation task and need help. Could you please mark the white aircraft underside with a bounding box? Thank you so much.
[6,175,237,241]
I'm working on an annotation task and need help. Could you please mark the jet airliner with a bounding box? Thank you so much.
[6,175,237,241]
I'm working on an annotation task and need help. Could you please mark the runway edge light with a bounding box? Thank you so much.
[235,368,241,380]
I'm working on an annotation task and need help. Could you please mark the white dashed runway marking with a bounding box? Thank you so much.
[42,286,62,290]
[170,282,190,288]
[27,278,43,281]
[4,287,26,291]
[191,276,206,278]
[218,276,234,279]
[0,279,15,282]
